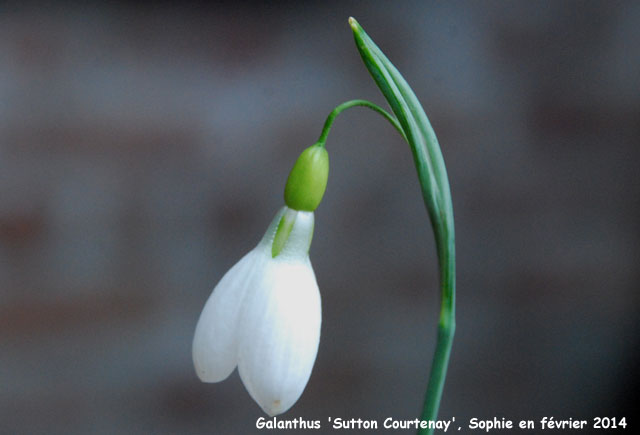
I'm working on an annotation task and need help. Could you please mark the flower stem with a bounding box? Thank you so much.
[317,99,406,146]
[420,236,455,434]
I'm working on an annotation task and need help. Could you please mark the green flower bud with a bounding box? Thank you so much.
[284,143,329,212]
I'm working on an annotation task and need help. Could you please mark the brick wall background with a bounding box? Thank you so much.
[1,1,638,433]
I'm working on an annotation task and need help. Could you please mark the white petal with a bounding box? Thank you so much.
[192,249,263,382]
[237,257,321,416]
[192,208,285,382]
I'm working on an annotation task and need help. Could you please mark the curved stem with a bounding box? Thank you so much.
[317,99,407,145]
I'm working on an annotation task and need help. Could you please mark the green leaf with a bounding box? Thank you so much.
[349,17,456,433]
[348,18,454,261]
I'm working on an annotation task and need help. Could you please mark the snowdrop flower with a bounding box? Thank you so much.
[193,143,329,416]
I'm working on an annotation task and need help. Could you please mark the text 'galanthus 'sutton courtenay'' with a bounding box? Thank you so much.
[192,143,329,416]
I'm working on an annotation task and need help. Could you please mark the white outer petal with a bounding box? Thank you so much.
[192,249,262,382]
[192,209,286,382]
[237,256,321,416]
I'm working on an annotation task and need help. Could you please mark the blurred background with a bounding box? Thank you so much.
[1,1,638,433]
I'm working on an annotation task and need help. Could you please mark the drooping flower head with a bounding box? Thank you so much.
[193,143,328,416]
